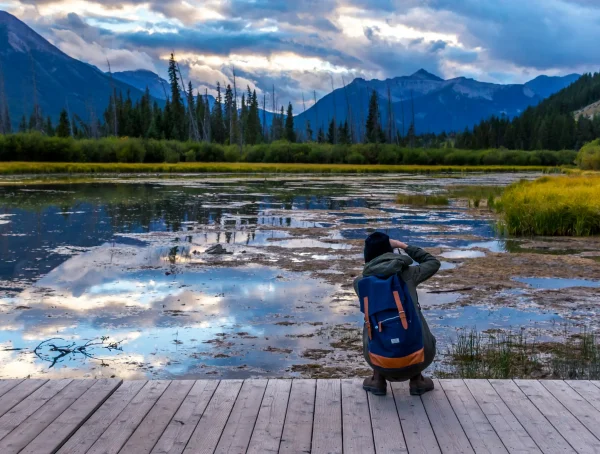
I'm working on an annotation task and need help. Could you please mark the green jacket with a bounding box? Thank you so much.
[354,246,440,380]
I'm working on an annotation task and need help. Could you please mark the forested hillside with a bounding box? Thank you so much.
[456,73,600,150]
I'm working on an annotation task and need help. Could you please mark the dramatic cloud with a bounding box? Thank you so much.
[2,0,599,110]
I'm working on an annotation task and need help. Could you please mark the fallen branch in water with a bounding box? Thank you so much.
[428,287,474,294]
[34,336,124,368]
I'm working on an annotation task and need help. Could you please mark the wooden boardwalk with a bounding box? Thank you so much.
[0,379,599,453]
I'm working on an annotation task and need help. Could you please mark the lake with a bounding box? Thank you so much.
[1,173,599,379]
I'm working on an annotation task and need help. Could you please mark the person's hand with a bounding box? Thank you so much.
[390,239,408,250]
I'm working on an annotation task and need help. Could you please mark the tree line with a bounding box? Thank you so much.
[455,72,600,150]
[1,54,599,153]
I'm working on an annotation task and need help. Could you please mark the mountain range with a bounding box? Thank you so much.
[0,11,163,129]
[295,70,581,136]
[0,10,582,135]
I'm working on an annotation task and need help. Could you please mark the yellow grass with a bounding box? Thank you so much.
[500,174,600,236]
[0,161,555,176]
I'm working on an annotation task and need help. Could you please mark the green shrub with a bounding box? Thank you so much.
[185,150,196,162]
[347,152,366,164]
[224,146,240,162]
[165,150,180,163]
[577,139,600,170]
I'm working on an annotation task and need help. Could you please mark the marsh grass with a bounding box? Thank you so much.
[0,162,554,176]
[445,328,600,379]
[500,174,600,236]
[395,194,450,206]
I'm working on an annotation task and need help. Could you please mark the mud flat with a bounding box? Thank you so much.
[0,173,598,379]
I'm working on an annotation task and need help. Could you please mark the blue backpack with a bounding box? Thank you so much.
[357,274,425,373]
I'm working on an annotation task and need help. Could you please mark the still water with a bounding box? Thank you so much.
[0,173,569,379]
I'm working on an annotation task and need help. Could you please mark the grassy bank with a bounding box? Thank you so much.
[0,161,556,176]
[444,328,599,380]
[500,174,600,236]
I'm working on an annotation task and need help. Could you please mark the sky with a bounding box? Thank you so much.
[1,0,599,110]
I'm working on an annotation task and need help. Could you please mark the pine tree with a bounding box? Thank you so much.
[56,109,71,137]
[196,93,206,140]
[365,90,384,143]
[285,102,295,142]
[338,121,351,144]
[211,82,226,143]
[317,127,325,143]
[306,120,313,142]
[168,53,185,140]
[45,116,54,136]
[19,115,27,133]
[327,119,336,144]
[224,84,233,144]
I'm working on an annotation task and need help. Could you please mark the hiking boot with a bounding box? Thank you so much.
[409,374,434,396]
[363,371,387,396]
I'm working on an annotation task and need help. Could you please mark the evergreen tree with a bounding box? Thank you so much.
[338,121,351,144]
[327,119,336,144]
[211,82,226,143]
[167,53,185,140]
[19,115,27,133]
[196,93,206,140]
[285,102,295,142]
[224,85,233,143]
[317,127,325,143]
[365,90,385,143]
[56,109,71,137]
[306,120,313,142]
[45,116,54,136]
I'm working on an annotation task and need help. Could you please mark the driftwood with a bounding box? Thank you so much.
[428,287,474,294]
[34,337,123,369]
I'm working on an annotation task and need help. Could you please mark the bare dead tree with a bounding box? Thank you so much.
[232,67,242,151]
[313,90,319,138]
[330,74,337,144]
[106,59,118,136]
[387,82,393,143]
[175,60,199,141]
[0,58,10,134]
[302,92,308,141]
[204,88,211,142]
[29,51,43,133]
[263,92,266,141]
[342,76,354,143]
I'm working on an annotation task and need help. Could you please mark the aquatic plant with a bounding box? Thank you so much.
[500,174,600,236]
[395,194,450,206]
[444,328,600,380]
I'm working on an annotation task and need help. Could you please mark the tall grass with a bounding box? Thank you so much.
[500,174,600,236]
[0,162,554,176]
[395,194,450,206]
[445,328,600,379]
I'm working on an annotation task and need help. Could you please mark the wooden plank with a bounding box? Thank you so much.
[421,379,475,454]
[151,380,219,454]
[0,380,48,418]
[311,379,342,454]
[20,379,122,454]
[542,381,600,441]
[182,380,243,454]
[464,380,542,454]
[391,381,441,454]
[0,380,23,399]
[490,380,576,454]
[279,379,316,454]
[566,380,600,413]
[86,380,171,454]
[368,386,407,454]
[58,381,147,454]
[214,379,268,454]
[246,379,291,454]
[120,380,195,454]
[0,379,96,453]
[515,380,600,454]
[0,379,71,441]
[341,379,375,454]
[439,380,508,454]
